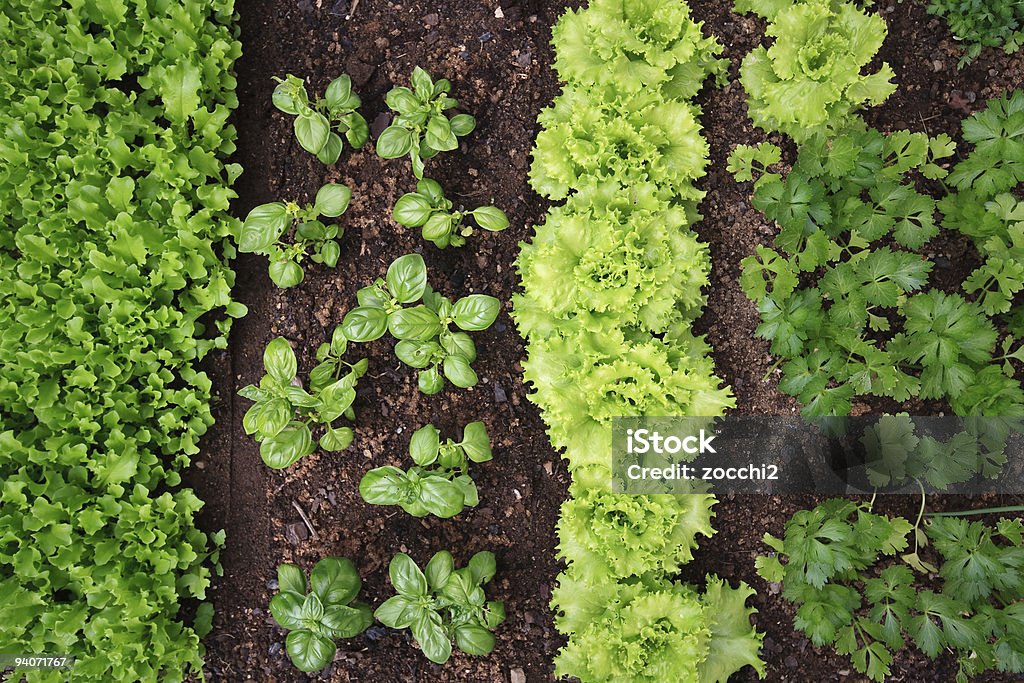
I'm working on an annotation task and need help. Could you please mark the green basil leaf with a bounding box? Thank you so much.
[394,340,441,369]
[259,398,293,439]
[239,385,268,401]
[389,305,441,341]
[424,550,454,591]
[393,192,434,227]
[386,253,428,303]
[351,358,370,377]
[285,629,336,673]
[374,595,415,629]
[471,206,509,232]
[454,474,479,507]
[330,326,348,355]
[319,240,341,268]
[296,220,328,240]
[425,115,457,152]
[412,611,452,664]
[316,132,343,165]
[359,466,408,505]
[318,379,356,422]
[272,76,307,115]
[341,306,389,342]
[239,203,289,253]
[320,426,354,452]
[408,424,440,465]
[321,603,372,638]
[455,624,495,656]
[325,74,355,111]
[269,259,304,288]
[310,557,362,606]
[356,284,389,308]
[284,386,320,408]
[301,592,325,621]
[376,125,414,159]
[411,149,426,179]
[449,113,476,137]
[260,422,314,469]
[441,331,476,362]
[468,551,497,585]
[452,295,500,331]
[422,213,454,243]
[269,591,305,630]
[385,86,420,113]
[345,113,369,147]
[277,563,307,596]
[443,355,478,388]
[410,67,434,100]
[314,183,352,217]
[417,178,446,203]
[418,366,444,395]
[389,552,428,597]
[419,476,464,518]
[460,421,491,462]
[294,110,331,155]
[483,600,506,629]
[264,337,297,382]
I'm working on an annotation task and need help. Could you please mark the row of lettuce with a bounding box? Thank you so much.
[0,1,242,680]
[512,1,765,680]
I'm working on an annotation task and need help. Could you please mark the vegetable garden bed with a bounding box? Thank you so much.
[5,0,1024,681]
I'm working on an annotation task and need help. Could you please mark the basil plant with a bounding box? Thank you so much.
[375,551,505,664]
[270,558,372,672]
[376,66,476,178]
[393,178,509,248]
[340,253,500,394]
[360,421,492,518]
[272,73,369,164]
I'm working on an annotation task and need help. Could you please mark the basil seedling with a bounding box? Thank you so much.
[239,332,367,468]
[360,422,492,518]
[273,73,369,164]
[238,183,351,288]
[376,66,476,178]
[393,178,509,248]
[340,253,500,394]
[375,551,505,664]
[270,558,373,672]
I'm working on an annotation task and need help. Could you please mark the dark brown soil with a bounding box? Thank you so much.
[189,1,1024,682]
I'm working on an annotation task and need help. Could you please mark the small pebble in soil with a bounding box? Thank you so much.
[329,0,348,16]
[424,30,439,45]
[266,578,279,591]
[510,667,526,683]
[424,13,438,26]
[494,382,507,403]
[495,321,506,333]
[516,51,531,67]
[268,642,282,657]
[364,625,389,641]
[284,521,308,545]
[458,50,471,61]
[479,31,493,43]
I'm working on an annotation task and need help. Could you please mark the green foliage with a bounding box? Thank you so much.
[272,73,369,164]
[341,254,499,394]
[239,332,367,468]
[927,0,1024,66]
[515,0,763,680]
[359,422,492,518]
[375,551,505,664]
[238,183,351,287]
[729,121,1024,416]
[393,178,508,248]
[758,500,1024,681]
[735,0,896,141]
[269,558,372,672]
[0,0,242,679]
[377,67,476,178]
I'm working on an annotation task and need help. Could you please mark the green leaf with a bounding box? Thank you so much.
[455,624,495,655]
[389,553,428,596]
[467,551,497,584]
[411,67,434,99]
[374,595,416,629]
[320,426,354,452]
[395,340,442,368]
[325,74,356,112]
[269,591,305,630]
[422,212,454,244]
[389,306,442,341]
[310,557,362,606]
[285,629,336,672]
[239,203,290,253]
[161,63,201,122]
[425,551,454,591]
[314,184,352,217]
[471,206,509,232]
[449,114,476,137]
[418,366,444,394]
[318,240,341,268]
[294,110,332,156]
[425,115,458,152]
[321,603,372,638]
[264,337,297,382]
[269,259,305,288]
[412,611,453,663]
[260,422,314,469]
[272,75,307,115]
[409,424,441,465]
[419,476,465,518]
[452,295,500,331]
[278,563,307,595]
[441,332,477,362]
[460,421,491,462]
[443,355,478,388]
[316,133,343,165]
[393,193,434,227]
[341,306,389,342]
[386,253,428,303]
[359,466,407,505]
[376,125,414,158]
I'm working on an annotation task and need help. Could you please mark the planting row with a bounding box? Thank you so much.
[0,1,243,680]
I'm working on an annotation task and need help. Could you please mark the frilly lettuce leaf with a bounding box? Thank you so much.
[699,575,768,682]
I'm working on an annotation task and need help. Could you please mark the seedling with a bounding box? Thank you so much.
[376,67,476,178]
[341,253,500,394]
[272,73,369,164]
[269,558,373,672]
[238,183,351,288]
[393,178,509,248]
[239,333,367,468]
[360,422,492,518]
[375,551,505,664]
